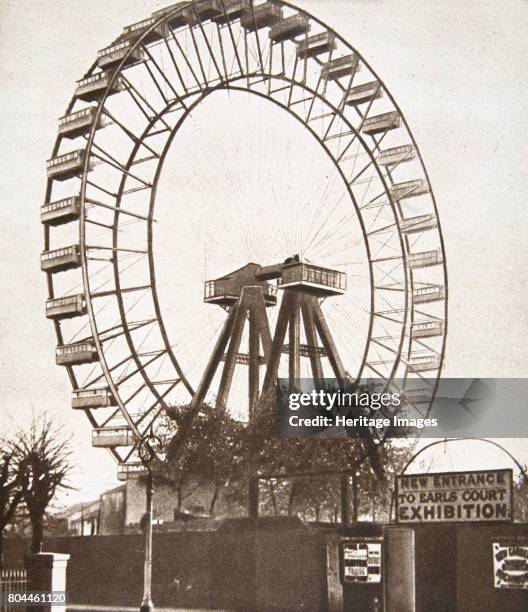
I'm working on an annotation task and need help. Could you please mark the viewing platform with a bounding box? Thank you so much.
[390,179,430,201]
[412,319,444,338]
[58,108,102,140]
[403,387,431,404]
[46,150,91,181]
[404,354,441,372]
[407,249,443,269]
[117,462,147,480]
[241,2,282,32]
[345,81,381,106]
[277,261,346,296]
[41,245,81,274]
[212,0,250,24]
[413,285,445,303]
[400,214,437,234]
[377,145,415,166]
[205,258,347,306]
[296,32,335,59]
[189,0,223,22]
[362,111,401,136]
[56,341,98,366]
[269,14,310,42]
[92,426,134,448]
[97,40,144,70]
[204,263,277,307]
[153,2,196,27]
[41,196,80,226]
[321,55,358,81]
[72,387,116,409]
[121,17,169,44]
[75,71,124,103]
[46,294,86,320]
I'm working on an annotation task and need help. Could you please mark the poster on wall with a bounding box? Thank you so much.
[395,469,513,523]
[341,540,382,584]
[493,542,528,590]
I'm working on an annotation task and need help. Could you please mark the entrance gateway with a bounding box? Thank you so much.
[327,469,527,611]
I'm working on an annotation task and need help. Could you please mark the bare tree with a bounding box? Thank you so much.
[0,437,26,569]
[12,416,74,554]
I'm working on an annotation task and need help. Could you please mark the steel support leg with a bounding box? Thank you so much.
[312,299,347,382]
[300,295,324,381]
[217,300,247,410]
[262,290,295,393]
[288,292,301,389]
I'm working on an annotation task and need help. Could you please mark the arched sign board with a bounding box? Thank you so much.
[395,469,513,523]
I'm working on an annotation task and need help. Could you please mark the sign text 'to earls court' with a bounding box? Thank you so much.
[395,469,513,523]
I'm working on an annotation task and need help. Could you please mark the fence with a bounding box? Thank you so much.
[0,569,27,612]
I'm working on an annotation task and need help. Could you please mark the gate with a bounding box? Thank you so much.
[0,569,28,612]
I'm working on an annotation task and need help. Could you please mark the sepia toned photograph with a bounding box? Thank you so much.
[1,1,527,610]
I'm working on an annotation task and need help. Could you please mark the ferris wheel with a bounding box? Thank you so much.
[41,0,447,477]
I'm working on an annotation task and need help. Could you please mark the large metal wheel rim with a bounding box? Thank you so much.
[43,0,448,462]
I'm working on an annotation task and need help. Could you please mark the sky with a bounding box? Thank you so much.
[0,0,527,507]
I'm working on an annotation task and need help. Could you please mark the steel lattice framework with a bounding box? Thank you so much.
[41,0,447,476]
